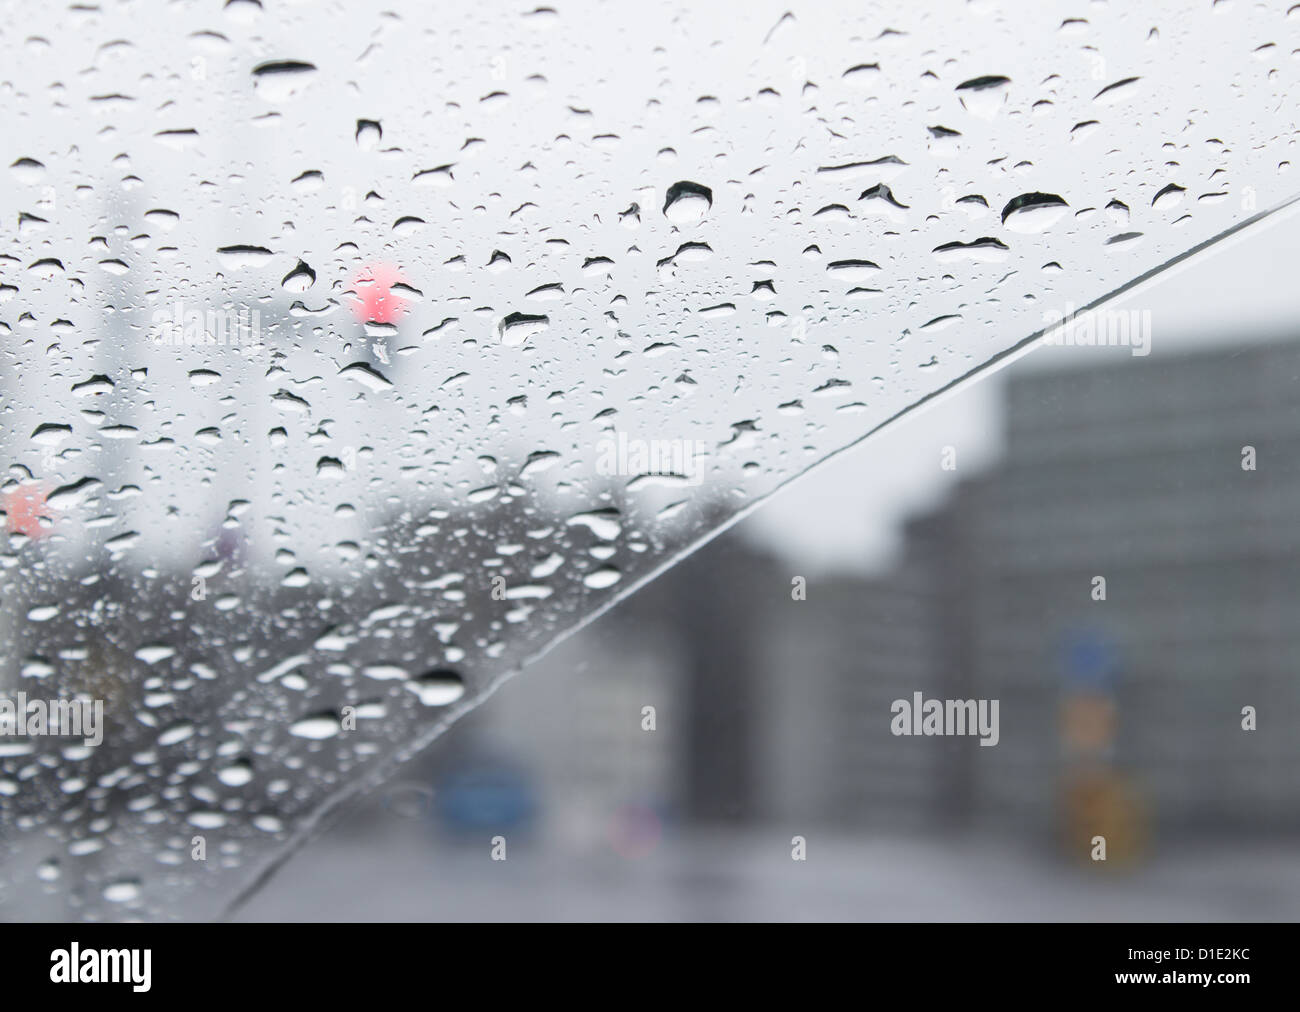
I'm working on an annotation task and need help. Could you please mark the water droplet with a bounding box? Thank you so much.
[932,237,1010,263]
[135,644,176,665]
[31,423,72,446]
[404,669,465,706]
[10,157,46,183]
[1001,192,1069,233]
[251,60,317,102]
[217,761,254,787]
[339,361,392,391]
[955,75,1011,118]
[583,566,622,589]
[356,119,382,150]
[290,713,342,739]
[216,245,275,269]
[281,260,316,292]
[663,181,713,223]
[102,879,141,904]
[498,312,549,346]
[1094,76,1141,105]
[1152,183,1186,210]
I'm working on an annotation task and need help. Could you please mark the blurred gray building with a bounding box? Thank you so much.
[945,338,1300,839]
[764,336,1300,840]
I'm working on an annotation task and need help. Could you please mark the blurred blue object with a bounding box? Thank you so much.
[434,757,539,835]
[1060,629,1119,691]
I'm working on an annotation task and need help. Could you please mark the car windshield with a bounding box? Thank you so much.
[2,0,1298,920]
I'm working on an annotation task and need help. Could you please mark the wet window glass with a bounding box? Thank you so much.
[2,0,1298,919]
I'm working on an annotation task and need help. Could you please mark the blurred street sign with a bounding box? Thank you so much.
[1060,629,1119,692]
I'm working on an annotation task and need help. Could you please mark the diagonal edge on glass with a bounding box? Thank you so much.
[218,189,1300,919]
